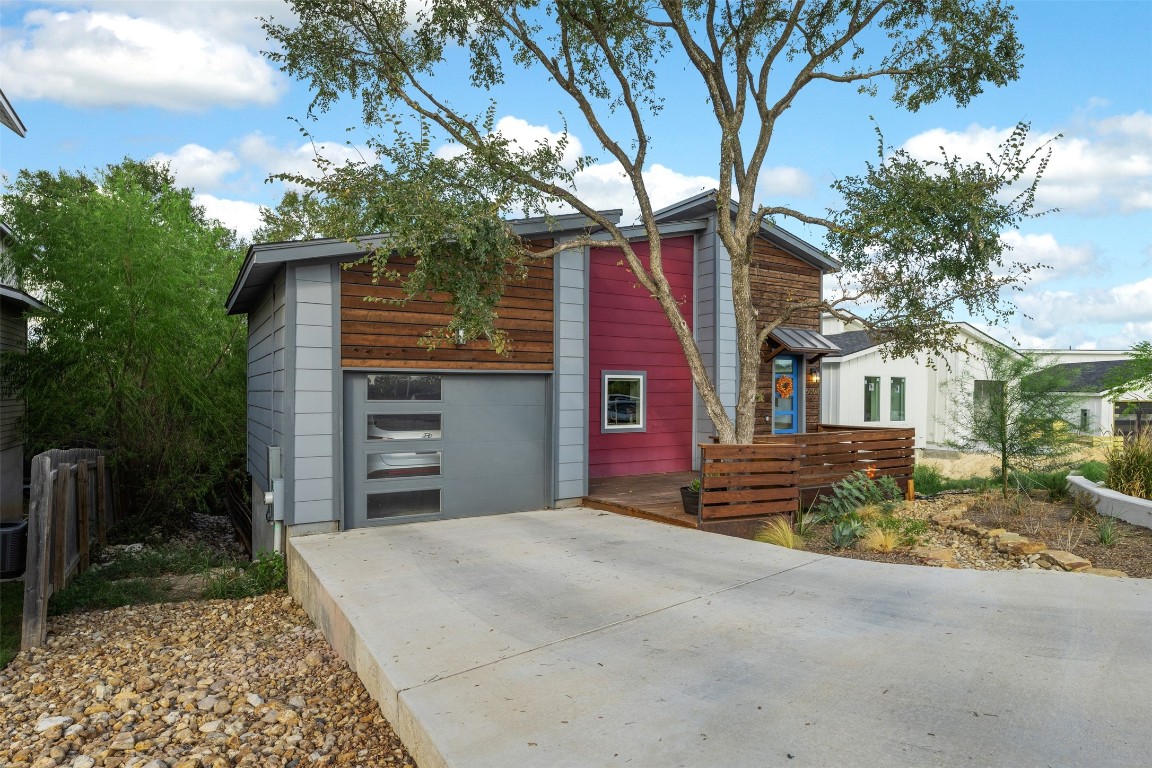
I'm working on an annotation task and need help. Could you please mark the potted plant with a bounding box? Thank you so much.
[680,478,702,516]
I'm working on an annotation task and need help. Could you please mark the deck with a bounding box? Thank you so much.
[584,472,699,529]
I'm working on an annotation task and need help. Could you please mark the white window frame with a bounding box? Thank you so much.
[602,371,646,433]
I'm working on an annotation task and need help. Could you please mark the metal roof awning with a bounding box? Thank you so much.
[765,326,840,359]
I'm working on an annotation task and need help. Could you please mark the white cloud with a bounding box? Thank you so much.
[999,232,1096,284]
[236,133,375,184]
[152,144,240,191]
[757,166,814,199]
[902,113,1152,215]
[194,194,264,241]
[1016,276,1152,337]
[570,162,715,223]
[2,7,286,110]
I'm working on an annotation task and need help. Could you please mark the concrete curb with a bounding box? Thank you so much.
[1067,474,1152,531]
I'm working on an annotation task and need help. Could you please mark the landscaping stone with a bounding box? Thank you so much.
[1041,550,1092,572]
[1084,567,1128,578]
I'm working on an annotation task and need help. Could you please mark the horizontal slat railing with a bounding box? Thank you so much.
[698,444,800,521]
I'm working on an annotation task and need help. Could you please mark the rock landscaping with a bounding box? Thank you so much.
[0,593,417,768]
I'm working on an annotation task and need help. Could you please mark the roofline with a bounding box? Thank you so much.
[0,283,48,312]
[824,322,1018,362]
[0,88,26,138]
[653,188,841,273]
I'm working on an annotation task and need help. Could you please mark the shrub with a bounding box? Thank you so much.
[815,470,905,522]
[1106,428,1152,501]
[1024,470,1072,501]
[755,517,803,550]
[1069,491,1097,522]
[913,464,947,496]
[874,515,929,547]
[202,552,286,599]
[1077,461,1108,484]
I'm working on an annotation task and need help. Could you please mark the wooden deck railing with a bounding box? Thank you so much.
[698,425,915,533]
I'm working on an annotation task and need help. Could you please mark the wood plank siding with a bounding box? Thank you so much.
[588,235,694,478]
[340,250,555,370]
[750,237,824,439]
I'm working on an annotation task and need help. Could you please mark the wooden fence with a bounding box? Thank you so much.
[698,425,915,535]
[22,449,120,650]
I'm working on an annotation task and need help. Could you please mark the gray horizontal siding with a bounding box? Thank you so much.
[246,269,286,493]
[555,247,587,501]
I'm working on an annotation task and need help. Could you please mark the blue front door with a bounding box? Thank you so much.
[772,355,801,434]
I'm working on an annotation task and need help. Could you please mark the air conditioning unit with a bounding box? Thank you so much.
[0,519,28,579]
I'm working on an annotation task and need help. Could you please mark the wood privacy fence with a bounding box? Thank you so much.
[22,448,121,650]
[698,426,915,534]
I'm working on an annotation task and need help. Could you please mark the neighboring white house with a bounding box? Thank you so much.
[820,314,1151,447]
[819,316,1014,449]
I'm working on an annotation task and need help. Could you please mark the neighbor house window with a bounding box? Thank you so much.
[973,380,1005,424]
[890,377,906,421]
[864,376,880,422]
[1080,408,1090,432]
[603,372,645,432]
[368,373,441,400]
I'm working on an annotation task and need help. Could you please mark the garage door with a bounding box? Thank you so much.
[344,372,549,527]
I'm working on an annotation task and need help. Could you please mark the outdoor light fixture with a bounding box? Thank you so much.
[807,366,821,386]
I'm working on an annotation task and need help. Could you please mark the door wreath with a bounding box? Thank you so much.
[775,375,794,399]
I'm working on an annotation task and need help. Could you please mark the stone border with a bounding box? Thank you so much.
[1067,474,1152,532]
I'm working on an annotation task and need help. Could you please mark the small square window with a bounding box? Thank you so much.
[603,372,645,432]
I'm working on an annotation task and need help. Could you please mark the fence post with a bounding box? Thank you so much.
[52,466,68,591]
[77,460,91,571]
[22,455,54,650]
[96,455,108,545]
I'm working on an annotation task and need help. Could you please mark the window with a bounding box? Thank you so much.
[1080,408,1090,432]
[366,489,441,519]
[974,380,1005,424]
[367,451,441,479]
[368,374,441,401]
[864,376,880,422]
[890,377,906,422]
[603,372,645,431]
[367,413,442,440]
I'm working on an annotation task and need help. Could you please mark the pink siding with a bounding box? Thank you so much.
[589,236,694,478]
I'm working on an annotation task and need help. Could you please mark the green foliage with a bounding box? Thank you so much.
[48,542,243,615]
[1,581,21,669]
[202,552,287,599]
[687,478,701,493]
[913,464,947,496]
[0,159,247,519]
[945,346,1084,498]
[1077,461,1109,484]
[1096,516,1120,547]
[815,470,904,522]
[1104,341,1152,398]
[262,0,1038,444]
[873,515,929,547]
[1069,491,1098,523]
[830,517,865,549]
[1106,428,1152,501]
[793,506,824,537]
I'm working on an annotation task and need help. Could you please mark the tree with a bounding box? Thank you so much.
[1106,341,1152,398]
[0,159,247,518]
[945,345,1082,497]
[262,0,1052,443]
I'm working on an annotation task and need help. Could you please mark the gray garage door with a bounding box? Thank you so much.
[344,372,550,527]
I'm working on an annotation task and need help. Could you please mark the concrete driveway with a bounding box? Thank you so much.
[287,507,1151,768]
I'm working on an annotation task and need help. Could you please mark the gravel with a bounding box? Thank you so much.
[0,593,417,768]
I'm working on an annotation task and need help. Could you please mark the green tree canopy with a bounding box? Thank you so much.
[1,159,247,518]
[262,0,1051,443]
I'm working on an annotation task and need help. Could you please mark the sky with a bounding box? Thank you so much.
[0,0,1150,351]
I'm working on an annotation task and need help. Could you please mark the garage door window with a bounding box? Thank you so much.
[368,373,442,401]
[367,489,441,519]
[368,413,442,440]
[603,372,645,432]
[368,451,442,479]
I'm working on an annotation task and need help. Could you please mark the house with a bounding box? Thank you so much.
[226,191,841,550]
[819,317,1015,449]
[1042,359,1152,436]
[0,89,36,525]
